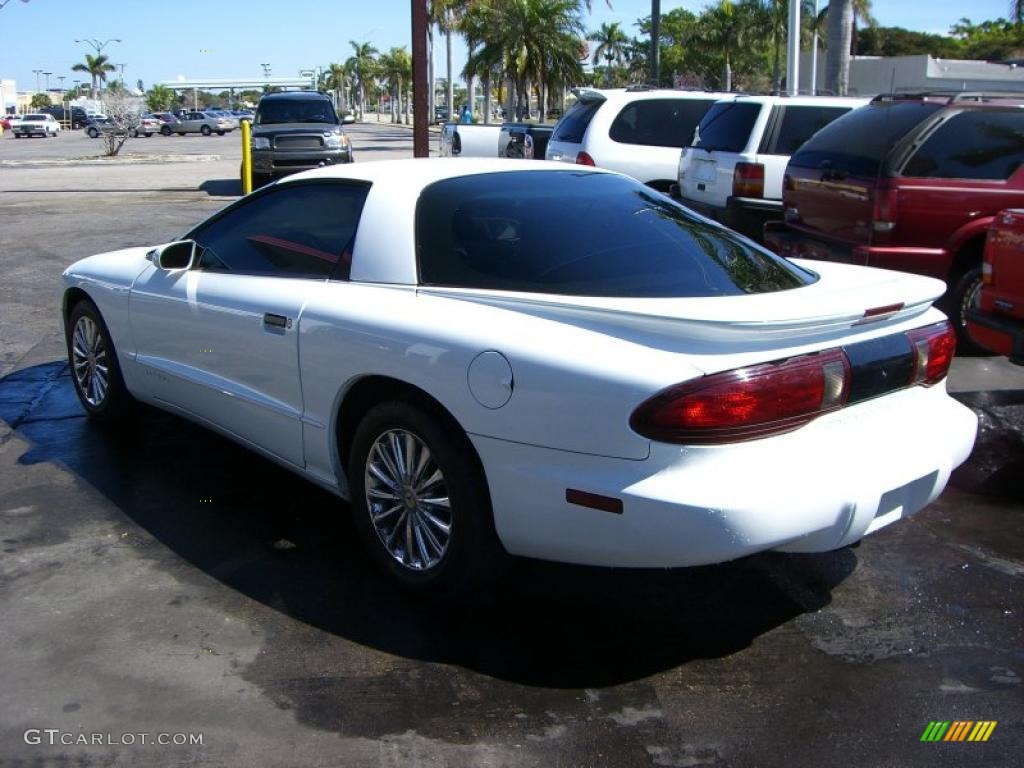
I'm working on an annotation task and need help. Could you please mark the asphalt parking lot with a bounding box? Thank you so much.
[0,123,1022,767]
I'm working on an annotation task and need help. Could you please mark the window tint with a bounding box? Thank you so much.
[551,100,601,143]
[609,98,715,148]
[256,98,338,126]
[770,106,852,155]
[789,101,940,177]
[190,182,369,278]
[902,109,1024,180]
[417,172,813,297]
[692,102,762,152]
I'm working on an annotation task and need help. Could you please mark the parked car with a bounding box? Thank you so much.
[676,95,870,240]
[152,112,181,135]
[83,115,121,139]
[966,210,1024,363]
[207,109,239,130]
[434,107,450,124]
[499,123,554,160]
[39,105,89,129]
[249,90,352,186]
[174,111,234,136]
[130,114,162,138]
[764,92,1024,348]
[13,113,60,138]
[61,159,976,593]
[545,86,730,190]
[439,122,502,157]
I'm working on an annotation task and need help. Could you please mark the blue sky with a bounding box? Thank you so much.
[0,0,1012,93]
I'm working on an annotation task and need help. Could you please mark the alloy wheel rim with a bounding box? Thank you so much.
[364,428,452,572]
[71,316,109,407]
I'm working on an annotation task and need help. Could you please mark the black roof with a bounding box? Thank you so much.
[258,90,329,101]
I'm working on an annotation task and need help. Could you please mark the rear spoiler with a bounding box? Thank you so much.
[571,88,607,104]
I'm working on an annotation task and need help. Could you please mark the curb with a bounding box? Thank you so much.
[0,154,222,168]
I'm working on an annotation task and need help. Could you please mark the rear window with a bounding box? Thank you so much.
[609,98,715,148]
[551,100,601,143]
[769,106,853,155]
[790,101,941,177]
[902,109,1024,180]
[256,99,338,126]
[692,102,762,152]
[416,171,813,297]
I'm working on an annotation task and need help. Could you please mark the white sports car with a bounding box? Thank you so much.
[62,159,977,592]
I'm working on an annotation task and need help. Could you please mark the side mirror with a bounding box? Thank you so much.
[150,240,196,270]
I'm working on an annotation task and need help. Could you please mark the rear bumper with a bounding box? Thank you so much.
[966,307,1024,364]
[763,223,951,280]
[473,383,977,568]
[678,195,782,241]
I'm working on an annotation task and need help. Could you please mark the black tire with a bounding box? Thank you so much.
[943,265,985,355]
[161,125,171,136]
[144,133,152,138]
[251,172,271,189]
[201,125,212,136]
[66,299,133,423]
[87,127,98,138]
[216,130,225,136]
[129,128,138,138]
[177,132,185,136]
[348,400,505,594]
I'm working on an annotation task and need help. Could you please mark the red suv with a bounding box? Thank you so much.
[764,92,1024,348]
[967,209,1024,363]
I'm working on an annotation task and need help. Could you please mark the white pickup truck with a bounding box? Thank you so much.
[439,123,503,157]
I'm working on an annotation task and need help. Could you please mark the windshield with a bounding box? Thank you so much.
[256,99,338,125]
[417,171,814,297]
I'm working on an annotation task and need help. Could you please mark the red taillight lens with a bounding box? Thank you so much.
[907,320,956,386]
[575,150,596,166]
[630,349,849,444]
[732,162,765,198]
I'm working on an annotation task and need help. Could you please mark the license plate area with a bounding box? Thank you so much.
[842,333,915,404]
[693,159,716,183]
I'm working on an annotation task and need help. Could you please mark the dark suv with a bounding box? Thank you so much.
[249,91,353,186]
[39,105,89,129]
[764,92,1024,347]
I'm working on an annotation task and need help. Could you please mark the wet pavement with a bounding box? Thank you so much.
[0,360,1021,767]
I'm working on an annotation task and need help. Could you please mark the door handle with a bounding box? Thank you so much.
[263,312,290,329]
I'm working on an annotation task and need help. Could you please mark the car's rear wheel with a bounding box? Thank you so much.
[161,125,171,136]
[201,125,212,136]
[87,127,98,138]
[216,130,225,136]
[348,400,504,594]
[66,300,133,422]
[944,265,984,355]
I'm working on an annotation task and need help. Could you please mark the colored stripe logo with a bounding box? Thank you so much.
[921,721,997,742]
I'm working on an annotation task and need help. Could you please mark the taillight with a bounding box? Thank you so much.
[872,184,899,233]
[630,349,849,444]
[732,162,764,198]
[907,320,956,386]
[783,173,795,192]
[575,150,595,166]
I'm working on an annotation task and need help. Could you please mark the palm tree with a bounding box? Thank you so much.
[588,21,629,85]
[1015,0,1024,27]
[378,47,412,124]
[322,62,348,115]
[345,40,379,119]
[700,1,754,92]
[464,0,585,120]
[71,53,115,99]
[824,0,853,95]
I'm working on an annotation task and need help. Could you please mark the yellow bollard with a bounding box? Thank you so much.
[241,119,252,194]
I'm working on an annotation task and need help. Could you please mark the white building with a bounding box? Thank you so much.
[799,53,1024,96]
[1,79,17,114]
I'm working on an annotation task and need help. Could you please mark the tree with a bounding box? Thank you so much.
[825,0,853,95]
[588,22,630,85]
[345,41,379,119]
[378,47,412,124]
[699,1,758,91]
[950,17,1024,60]
[145,84,175,112]
[29,92,52,109]
[98,92,142,157]
[856,26,962,58]
[322,62,348,115]
[71,53,116,99]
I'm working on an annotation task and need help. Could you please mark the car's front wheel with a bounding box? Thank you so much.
[348,400,504,594]
[87,127,98,138]
[161,125,171,136]
[944,265,984,354]
[66,300,133,422]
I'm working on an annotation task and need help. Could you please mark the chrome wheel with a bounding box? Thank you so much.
[364,429,452,571]
[71,315,109,407]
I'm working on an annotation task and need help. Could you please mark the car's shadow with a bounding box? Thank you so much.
[1,361,861,688]
[199,179,243,197]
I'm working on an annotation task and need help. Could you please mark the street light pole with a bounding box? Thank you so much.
[43,72,52,91]
[116,63,126,83]
[74,38,122,55]
[650,0,661,86]
[32,69,42,93]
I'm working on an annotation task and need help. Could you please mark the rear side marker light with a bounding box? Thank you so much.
[566,489,623,515]
[982,260,993,285]
[907,320,956,386]
[733,162,765,198]
[631,320,956,445]
[575,150,596,166]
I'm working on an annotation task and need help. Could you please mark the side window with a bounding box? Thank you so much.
[610,99,714,148]
[770,106,851,155]
[902,110,1024,180]
[191,183,370,279]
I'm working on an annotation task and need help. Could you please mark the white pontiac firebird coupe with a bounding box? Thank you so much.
[62,159,977,592]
